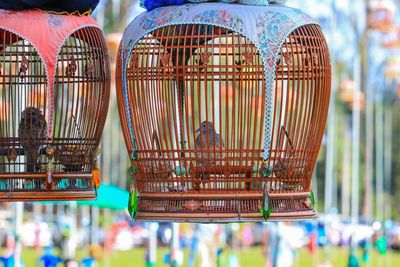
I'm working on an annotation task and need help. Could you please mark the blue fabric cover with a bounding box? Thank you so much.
[144,0,188,11]
[142,0,279,12]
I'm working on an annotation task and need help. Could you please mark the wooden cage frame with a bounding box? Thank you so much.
[0,26,110,201]
[117,23,330,222]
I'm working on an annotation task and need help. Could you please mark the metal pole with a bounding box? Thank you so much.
[375,96,384,221]
[66,202,77,259]
[342,116,352,217]
[170,223,180,267]
[384,106,392,220]
[324,0,338,217]
[364,45,373,222]
[91,206,100,244]
[147,222,158,267]
[14,202,23,267]
[324,77,335,215]
[351,53,361,226]
[45,204,53,222]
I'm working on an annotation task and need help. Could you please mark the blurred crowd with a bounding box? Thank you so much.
[1,209,399,267]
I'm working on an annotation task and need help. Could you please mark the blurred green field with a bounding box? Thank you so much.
[10,246,400,267]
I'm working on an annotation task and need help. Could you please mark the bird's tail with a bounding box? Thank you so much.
[26,151,34,173]
[26,149,41,173]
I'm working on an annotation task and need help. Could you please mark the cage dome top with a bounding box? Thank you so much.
[0,9,100,138]
[120,3,317,160]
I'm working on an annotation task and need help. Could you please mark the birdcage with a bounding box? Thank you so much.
[0,10,110,201]
[117,3,331,222]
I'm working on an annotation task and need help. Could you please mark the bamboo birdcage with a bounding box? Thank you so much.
[0,11,110,201]
[117,4,331,222]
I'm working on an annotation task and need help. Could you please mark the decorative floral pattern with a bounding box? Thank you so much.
[193,10,245,33]
[256,11,296,67]
[48,14,64,27]
[139,6,184,30]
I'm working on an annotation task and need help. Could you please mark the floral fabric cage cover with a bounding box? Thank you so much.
[119,3,330,222]
[0,10,100,135]
[0,10,109,200]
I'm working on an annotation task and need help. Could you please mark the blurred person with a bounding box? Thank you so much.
[216,248,223,267]
[347,247,360,267]
[263,222,278,267]
[276,222,297,267]
[40,245,63,267]
[0,234,15,267]
[375,234,388,255]
[241,225,254,247]
[347,235,360,267]
[187,224,225,267]
[34,221,41,250]
[307,230,319,266]
[80,258,95,267]
[103,227,115,254]
[63,259,78,267]
[80,244,102,267]
[317,222,327,247]
[197,224,219,267]
[360,238,371,263]
[307,231,317,255]
[263,222,297,267]
[0,256,13,267]
[227,250,239,267]
[215,225,226,267]
[187,225,200,267]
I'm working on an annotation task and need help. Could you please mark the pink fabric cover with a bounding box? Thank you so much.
[0,9,100,138]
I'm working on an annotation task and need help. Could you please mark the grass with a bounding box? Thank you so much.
[9,246,400,266]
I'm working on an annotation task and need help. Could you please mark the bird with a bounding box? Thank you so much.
[195,121,225,172]
[18,107,47,173]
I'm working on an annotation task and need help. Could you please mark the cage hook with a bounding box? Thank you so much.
[128,177,138,219]
[261,183,272,221]
[44,146,55,191]
[160,52,171,67]
[92,148,101,189]
[18,54,28,78]
[197,51,211,70]
[236,192,241,220]
[66,56,77,77]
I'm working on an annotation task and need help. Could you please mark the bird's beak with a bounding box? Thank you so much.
[195,128,200,133]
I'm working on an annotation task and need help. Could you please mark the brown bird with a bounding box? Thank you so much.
[18,107,47,173]
[195,121,225,169]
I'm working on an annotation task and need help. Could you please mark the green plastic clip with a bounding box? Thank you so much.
[310,191,315,208]
[261,207,272,221]
[261,188,271,221]
[128,190,138,219]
